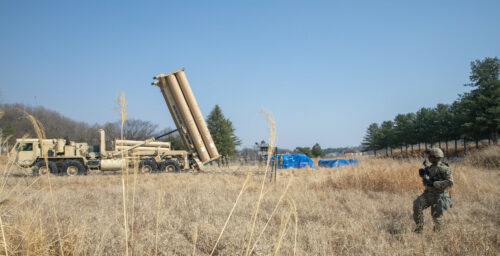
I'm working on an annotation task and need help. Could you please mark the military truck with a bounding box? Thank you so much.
[11,68,220,175]
[12,137,91,175]
[10,128,192,175]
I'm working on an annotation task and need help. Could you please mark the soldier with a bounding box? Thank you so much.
[413,148,453,233]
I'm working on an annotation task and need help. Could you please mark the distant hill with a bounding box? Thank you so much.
[0,103,184,150]
[0,103,101,145]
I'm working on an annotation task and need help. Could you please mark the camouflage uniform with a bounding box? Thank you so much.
[413,149,453,232]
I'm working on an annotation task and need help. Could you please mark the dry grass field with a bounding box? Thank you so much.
[0,149,498,255]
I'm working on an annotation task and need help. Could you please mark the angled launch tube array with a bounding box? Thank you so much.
[152,68,220,164]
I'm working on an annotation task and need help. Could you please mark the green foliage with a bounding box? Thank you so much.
[311,143,325,157]
[434,104,452,142]
[391,113,418,151]
[468,57,500,87]
[295,146,312,157]
[415,107,437,144]
[361,56,500,150]
[465,57,500,143]
[362,123,381,153]
[3,123,15,135]
[449,100,466,140]
[380,120,395,150]
[164,135,186,150]
[206,105,241,156]
[295,143,325,157]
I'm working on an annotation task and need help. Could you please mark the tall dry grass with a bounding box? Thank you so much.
[0,154,497,255]
[0,107,498,255]
[19,110,64,255]
[243,110,277,256]
[116,92,129,256]
[464,145,500,169]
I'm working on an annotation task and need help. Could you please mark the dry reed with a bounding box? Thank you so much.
[273,205,293,256]
[20,110,64,256]
[116,92,129,256]
[0,215,8,256]
[287,195,298,256]
[244,110,276,256]
[130,158,139,251]
[192,224,198,256]
[248,178,292,254]
[210,173,250,255]
[155,189,162,256]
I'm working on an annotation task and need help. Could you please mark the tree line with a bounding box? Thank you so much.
[0,103,241,157]
[362,57,499,156]
[295,143,326,158]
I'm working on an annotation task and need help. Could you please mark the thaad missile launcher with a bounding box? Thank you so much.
[11,68,220,176]
[152,68,220,167]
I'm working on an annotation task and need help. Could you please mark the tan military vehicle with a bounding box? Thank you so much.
[12,138,90,175]
[11,68,220,175]
[11,129,190,175]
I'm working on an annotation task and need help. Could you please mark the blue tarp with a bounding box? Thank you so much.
[266,153,316,169]
[318,159,360,168]
[348,159,360,165]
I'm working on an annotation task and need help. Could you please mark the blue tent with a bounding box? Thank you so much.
[348,159,360,165]
[318,159,360,168]
[267,153,316,169]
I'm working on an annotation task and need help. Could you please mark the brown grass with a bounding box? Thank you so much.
[19,110,64,256]
[0,156,497,255]
[1,103,497,255]
[464,145,500,169]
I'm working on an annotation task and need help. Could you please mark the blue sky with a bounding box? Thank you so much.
[1,0,499,149]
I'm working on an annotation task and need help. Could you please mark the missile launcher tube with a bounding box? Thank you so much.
[164,75,210,162]
[158,77,194,151]
[115,146,171,151]
[115,140,171,148]
[153,68,221,164]
[175,71,220,159]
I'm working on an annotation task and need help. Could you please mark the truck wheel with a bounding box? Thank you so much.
[33,160,58,176]
[161,160,180,172]
[62,160,86,176]
[138,159,157,173]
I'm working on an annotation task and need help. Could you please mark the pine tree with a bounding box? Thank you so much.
[206,105,241,156]
[466,57,500,144]
[311,143,325,157]
[362,123,381,156]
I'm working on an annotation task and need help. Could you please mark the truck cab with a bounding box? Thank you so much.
[11,139,41,167]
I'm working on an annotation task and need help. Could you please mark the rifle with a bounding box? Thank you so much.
[418,160,435,187]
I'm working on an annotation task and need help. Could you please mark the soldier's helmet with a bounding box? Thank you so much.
[427,148,444,158]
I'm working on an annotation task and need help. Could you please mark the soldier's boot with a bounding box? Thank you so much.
[432,218,443,232]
